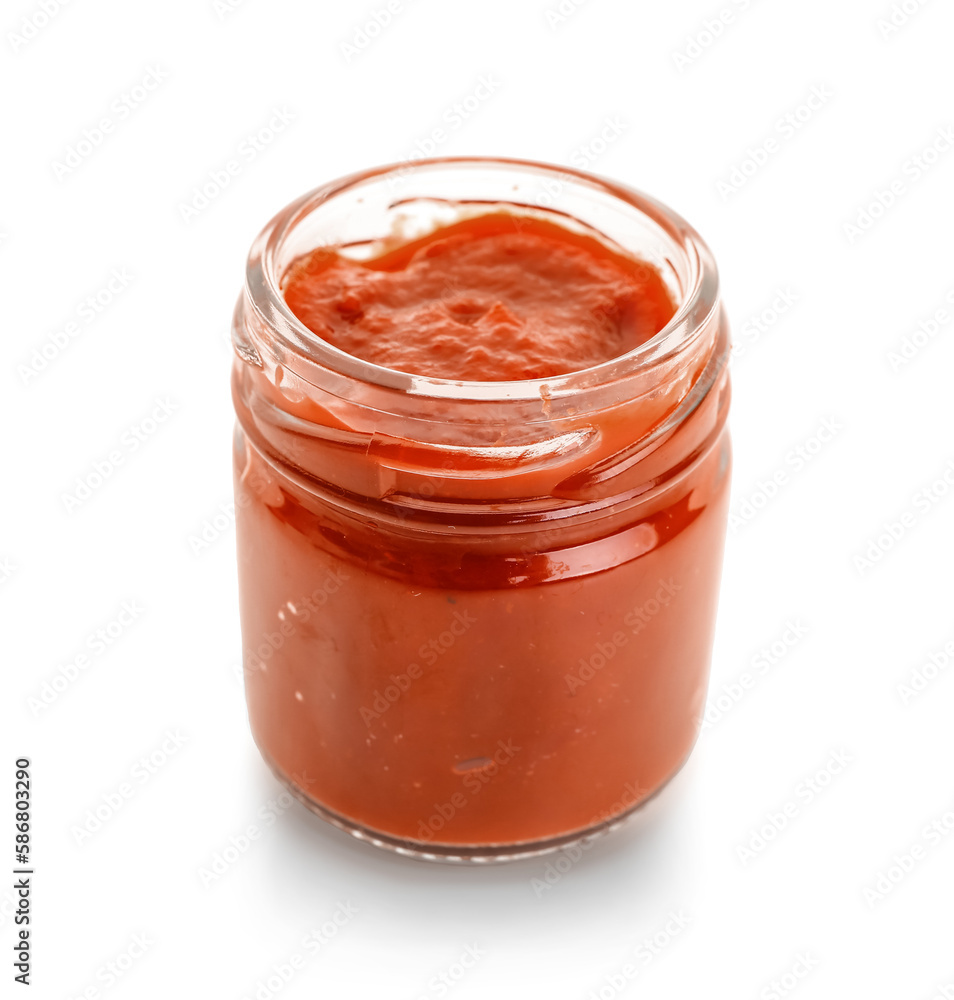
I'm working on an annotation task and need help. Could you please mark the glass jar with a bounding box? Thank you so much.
[231,157,731,862]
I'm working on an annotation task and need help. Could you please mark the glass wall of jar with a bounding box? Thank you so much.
[231,158,731,862]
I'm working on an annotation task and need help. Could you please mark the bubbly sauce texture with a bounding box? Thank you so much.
[281,213,677,381]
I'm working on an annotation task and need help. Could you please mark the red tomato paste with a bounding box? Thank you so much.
[282,213,676,380]
[233,205,730,857]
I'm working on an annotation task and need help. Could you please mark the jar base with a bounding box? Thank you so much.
[261,749,689,865]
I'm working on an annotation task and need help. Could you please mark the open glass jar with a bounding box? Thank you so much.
[231,157,731,862]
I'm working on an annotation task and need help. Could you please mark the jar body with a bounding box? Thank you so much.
[231,158,731,861]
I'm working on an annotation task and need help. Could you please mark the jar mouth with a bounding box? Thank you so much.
[243,156,720,404]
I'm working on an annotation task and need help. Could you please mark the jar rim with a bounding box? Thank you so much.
[243,155,720,403]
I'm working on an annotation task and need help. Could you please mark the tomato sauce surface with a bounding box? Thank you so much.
[282,213,676,380]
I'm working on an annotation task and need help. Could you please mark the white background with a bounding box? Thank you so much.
[3,0,954,997]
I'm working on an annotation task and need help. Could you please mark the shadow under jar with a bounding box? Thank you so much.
[230,157,731,862]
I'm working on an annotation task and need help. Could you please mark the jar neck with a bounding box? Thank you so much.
[231,158,727,512]
[232,308,728,509]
